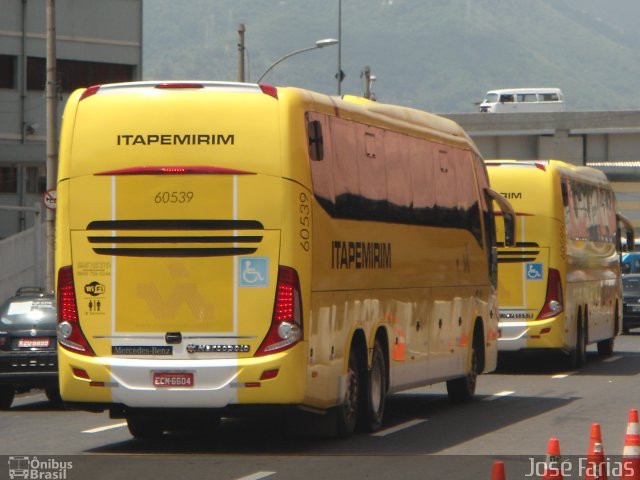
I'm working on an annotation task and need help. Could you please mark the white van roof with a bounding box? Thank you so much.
[485,87,563,96]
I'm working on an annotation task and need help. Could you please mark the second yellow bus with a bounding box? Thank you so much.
[486,159,634,368]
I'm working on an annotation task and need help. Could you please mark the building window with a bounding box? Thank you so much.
[27,57,135,92]
[25,166,47,194]
[0,168,18,193]
[0,55,16,89]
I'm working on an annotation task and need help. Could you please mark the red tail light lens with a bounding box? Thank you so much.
[537,268,563,320]
[57,266,95,356]
[259,84,279,99]
[79,85,101,101]
[255,266,302,356]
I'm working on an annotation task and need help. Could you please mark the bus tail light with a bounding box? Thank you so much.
[537,268,563,320]
[79,85,101,101]
[259,84,279,99]
[255,266,302,356]
[57,266,95,356]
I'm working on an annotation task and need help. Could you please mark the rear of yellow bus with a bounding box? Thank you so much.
[485,161,566,353]
[56,82,312,433]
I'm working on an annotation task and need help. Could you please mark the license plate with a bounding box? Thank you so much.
[152,372,194,388]
[18,338,50,348]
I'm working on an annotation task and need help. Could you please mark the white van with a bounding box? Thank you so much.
[479,88,565,113]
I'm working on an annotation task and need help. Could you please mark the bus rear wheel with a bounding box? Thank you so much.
[597,310,618,357]
[597,338,615,356]
[0,386,14,410]
[335,348,360,438]
[568,319,587,369]
[447,328,481,403]
[127,414,165,440]
[358,340,387,433]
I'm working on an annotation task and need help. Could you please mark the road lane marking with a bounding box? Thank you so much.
[372,419,427,437]
[482,390,514,401]
[235,472,276,480]
[83,422,127,434]
[603,355,623,363]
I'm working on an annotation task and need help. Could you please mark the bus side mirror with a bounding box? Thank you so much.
[306,119,324,161]
[617,212,635,252]
[485,188,516,248]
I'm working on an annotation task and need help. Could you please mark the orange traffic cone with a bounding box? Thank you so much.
[585,423,607,480]
[490,460,506,480]
[621,409,640,480]
[543,437,563,480]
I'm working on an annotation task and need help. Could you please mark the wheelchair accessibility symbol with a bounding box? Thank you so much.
[526,263,544,281]
[240,257,269,288]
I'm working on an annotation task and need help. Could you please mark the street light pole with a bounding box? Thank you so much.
[337,0,342,95]
[256,38,338,84]
[237,23,245,82]
[45,0,57,293]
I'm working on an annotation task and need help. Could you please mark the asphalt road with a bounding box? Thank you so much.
[2,333,640,480]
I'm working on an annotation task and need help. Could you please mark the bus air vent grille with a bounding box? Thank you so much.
[86,219,264,257]
[496,242,540,264]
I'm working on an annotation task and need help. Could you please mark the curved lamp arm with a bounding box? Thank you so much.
[256,38,338,83]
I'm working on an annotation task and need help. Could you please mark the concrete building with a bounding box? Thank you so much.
[0,0,142,239]
[445,111,640,235]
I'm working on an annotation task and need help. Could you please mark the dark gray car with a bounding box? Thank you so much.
[0,287,58,409]
[623,274,640,334]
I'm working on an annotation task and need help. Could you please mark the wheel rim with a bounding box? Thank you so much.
[344,361,359,424]
[370,355,384,414]
[467,344,478,391]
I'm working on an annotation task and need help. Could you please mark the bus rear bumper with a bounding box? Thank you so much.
[59,346,307,409]
[498,318,562,351]
[497,322,529,351]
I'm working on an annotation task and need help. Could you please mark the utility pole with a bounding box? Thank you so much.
[45,0,57,292]
[237,23,245,82]
[336,0,343,95]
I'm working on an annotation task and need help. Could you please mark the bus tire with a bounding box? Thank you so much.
[359,339,387,433]
[447,326,481,403]
[45,386,62,406]
[0,386,14,410]
[335,348,360,438]
[569,318,587,369]
[127,414,164,440]
[597,338,614,356]
[597,309,618,356]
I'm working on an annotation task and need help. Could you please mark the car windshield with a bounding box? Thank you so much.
[0,297,56,326]
[623,277,640,296]
[622,254,640,274]
[484,93,499,103]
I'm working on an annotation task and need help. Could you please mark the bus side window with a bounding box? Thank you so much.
[307,119,324,161]
[561,180,569,207]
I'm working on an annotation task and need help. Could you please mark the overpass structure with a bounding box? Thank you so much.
[444,110,640,235]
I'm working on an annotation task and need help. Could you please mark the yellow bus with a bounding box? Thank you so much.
[56,81,515,439]
[486,159,634,368]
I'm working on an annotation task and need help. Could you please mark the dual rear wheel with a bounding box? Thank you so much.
[336,339,387,438]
